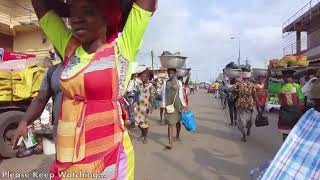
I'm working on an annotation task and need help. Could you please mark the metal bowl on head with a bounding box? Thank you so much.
[223,68,241,78]
[252,68,268,77]
[160,55,187,69]
[176,68,190,77]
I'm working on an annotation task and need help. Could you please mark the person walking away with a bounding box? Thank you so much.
[12,63,63,157]
[255,76,268,113]
[226,78,238,126]
[158,79,166,125]
[189,84,195,94]
[234,72,259,142]
[178,76,189,106]
[134,70,155,144]
[162,68,187,149]
[127,74,142,128]
[219,81,227,109]
[213,81,220,98]
[278,70,305,141]
[152,79,162,109]
[29,0,156,179]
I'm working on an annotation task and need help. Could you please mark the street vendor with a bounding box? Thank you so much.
[278,70,305,141]
[27,0,157,179]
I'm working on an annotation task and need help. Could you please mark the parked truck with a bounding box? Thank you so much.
[0,51,47,158]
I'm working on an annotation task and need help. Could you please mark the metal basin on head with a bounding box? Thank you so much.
[160,55,187,69]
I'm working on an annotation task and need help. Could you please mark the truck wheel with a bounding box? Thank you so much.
[0,111,24,158]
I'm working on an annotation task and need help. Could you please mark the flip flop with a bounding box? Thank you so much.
[164,144,173,150]
[142,139,148,144]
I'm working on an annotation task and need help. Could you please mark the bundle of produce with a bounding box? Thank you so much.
[268,82,282,96]
[281,55,297,66]
[280,55,309,67]
[292,55,309,67]
[269,59,279,68]
[0,65,46,102]
[269,58,289,68]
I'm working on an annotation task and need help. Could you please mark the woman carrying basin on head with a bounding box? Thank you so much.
[30,0,156,179]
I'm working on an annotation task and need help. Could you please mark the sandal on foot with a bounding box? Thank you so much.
[142,139,148,144]
[164,144,173,150]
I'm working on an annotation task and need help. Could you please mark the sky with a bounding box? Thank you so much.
[136,0,311,82]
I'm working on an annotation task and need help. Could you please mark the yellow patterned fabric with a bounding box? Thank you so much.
[0,66,46,101]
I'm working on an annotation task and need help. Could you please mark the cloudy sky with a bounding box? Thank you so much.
[137,0,310,82]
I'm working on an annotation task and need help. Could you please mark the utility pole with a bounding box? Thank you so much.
[151,50,154,70]
[151,50,154,79]
[231,37,241,66]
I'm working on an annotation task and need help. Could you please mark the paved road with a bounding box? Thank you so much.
[0,90,283,180]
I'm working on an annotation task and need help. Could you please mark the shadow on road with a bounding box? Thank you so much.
[192,148,249,179]
[196,124,238,142]
[153,152,206,180]
[196,115,229,126]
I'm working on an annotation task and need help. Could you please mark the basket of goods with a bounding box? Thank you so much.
[292,55,309,67]
[275,60,288,68]
[223,68,241,78]
[281,55,297,66]
[160,51,187,69]
[280,55,309,67]
[252,68,268,77]
[269,59,279,68]
[176,68,190,77]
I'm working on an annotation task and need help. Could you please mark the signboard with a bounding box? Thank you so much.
[3,51,36,61]
[0,50,36,62]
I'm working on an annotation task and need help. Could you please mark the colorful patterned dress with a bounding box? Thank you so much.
[40,4,152,180]
[134,83,155,128]
[235,82,256,134]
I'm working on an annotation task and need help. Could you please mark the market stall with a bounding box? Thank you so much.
[267,55,320,108]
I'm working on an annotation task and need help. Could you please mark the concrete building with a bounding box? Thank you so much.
[0,0,53,59]
[282,0,320,60]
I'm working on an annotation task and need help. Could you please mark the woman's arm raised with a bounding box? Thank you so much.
[135,0,157,12]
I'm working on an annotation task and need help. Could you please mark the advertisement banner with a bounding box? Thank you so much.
[3,50,36,61]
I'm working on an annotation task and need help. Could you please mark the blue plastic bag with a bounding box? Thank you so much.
[181,111,197,132]
[133,90,140,102]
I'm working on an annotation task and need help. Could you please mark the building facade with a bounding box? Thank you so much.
[283,0,320,59]
[0,0,53,59]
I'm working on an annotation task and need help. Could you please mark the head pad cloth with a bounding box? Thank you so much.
[96,0,133,43]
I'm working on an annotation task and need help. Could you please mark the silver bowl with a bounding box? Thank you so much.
[223,68,241,78]
[160,55,187,69]
[252,68,268,77]
[176,68,190,77]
